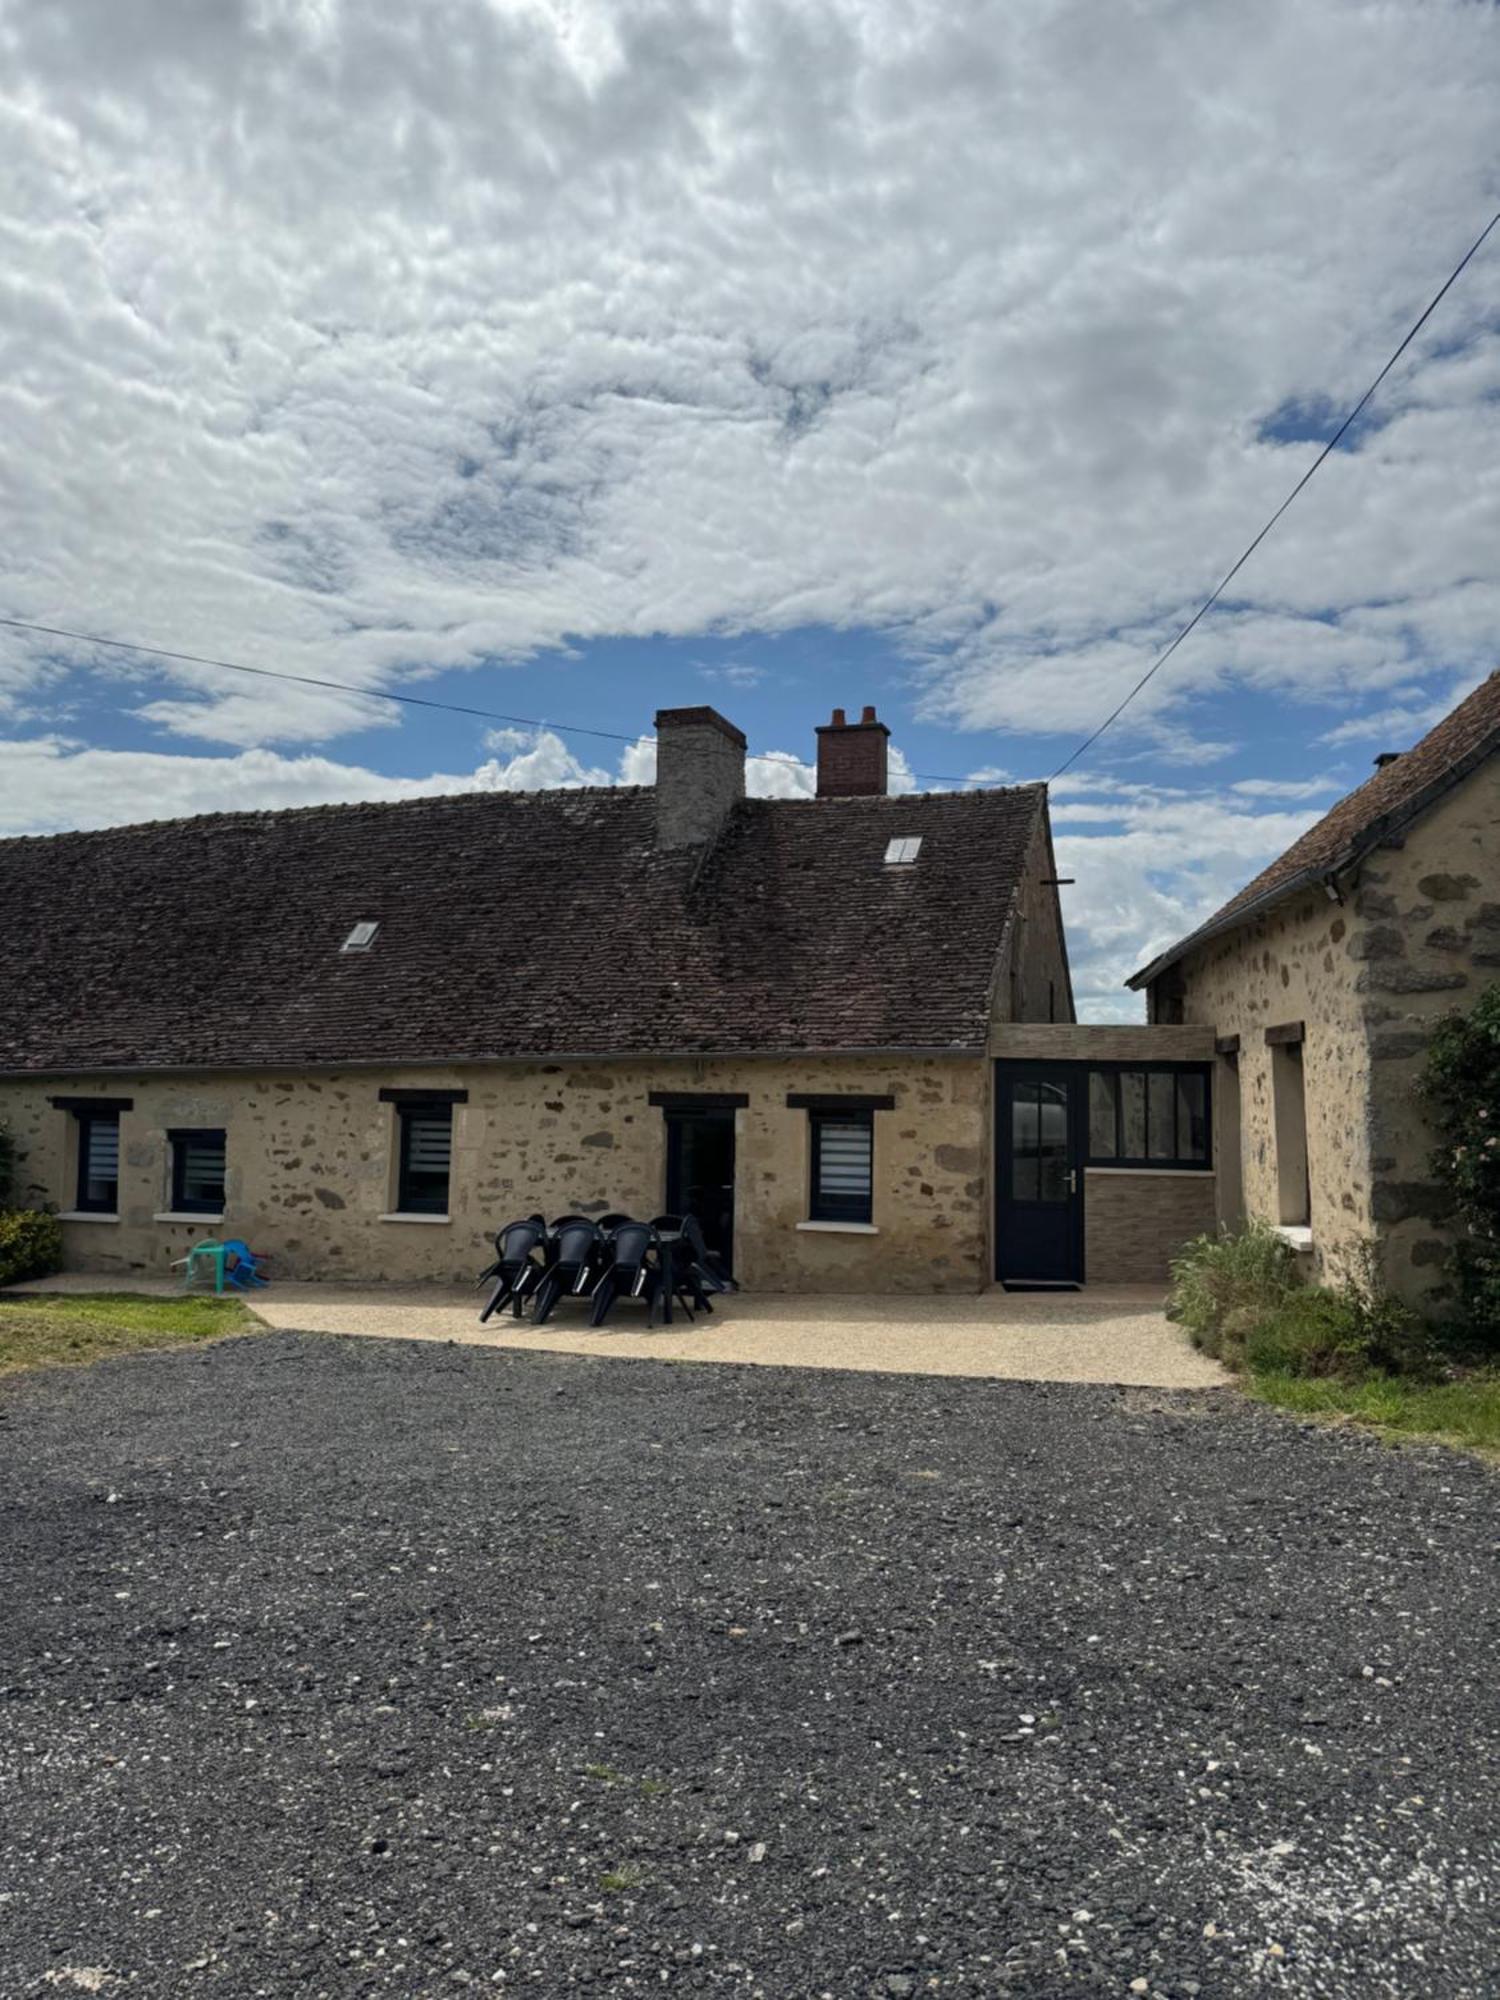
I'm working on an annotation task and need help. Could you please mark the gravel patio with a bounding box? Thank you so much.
[0,1330,1495,1997]
[8,1276,1225,1389]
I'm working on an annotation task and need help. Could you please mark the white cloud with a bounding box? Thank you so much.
[1230,774,1341,800]
[0,731,622,837]
[1318,676,1485,746]
[698,663,767,689]
[0,0,1494,759]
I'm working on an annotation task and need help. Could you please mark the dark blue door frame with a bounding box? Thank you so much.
[994,1061,1086,1286]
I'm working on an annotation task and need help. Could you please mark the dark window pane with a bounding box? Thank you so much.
[1012,1085,1039,1154]
[1177,1073,1208,1161]
[1120,1072,1146,1158]
[1010,1085,1038,1201]
[1148,1072,1176,1160]
[173,1129,226,1213]
[399,1105,453,1214]
[1036,1084,1068,1202]
[1088,1072,1117,1159]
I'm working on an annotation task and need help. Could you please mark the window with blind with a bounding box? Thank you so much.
[75,1111,121,1213]
[1087,1065,1211,1170]
[397,1101,454,1215]
[169,1129,226,1215]
[809,1110,874,1224]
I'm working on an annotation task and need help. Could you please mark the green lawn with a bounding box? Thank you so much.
[1249,1367,1500,1456]
[0,1291,258,1377]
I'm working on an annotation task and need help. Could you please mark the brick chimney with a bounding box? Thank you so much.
[653,706,746,849]
[816,704,889,798]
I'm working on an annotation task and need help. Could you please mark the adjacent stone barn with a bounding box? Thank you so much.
[2,703,1093,1293]
[1130,671,1500,1311]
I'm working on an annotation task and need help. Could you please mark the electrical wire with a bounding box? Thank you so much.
[8,209,1495,795]
[0,612,988,789]
[1045,207,1500,781]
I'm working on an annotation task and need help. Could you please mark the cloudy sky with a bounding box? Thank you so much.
[2,0,1497,1017]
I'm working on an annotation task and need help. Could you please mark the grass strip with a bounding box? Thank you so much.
[0,1291,257,1377]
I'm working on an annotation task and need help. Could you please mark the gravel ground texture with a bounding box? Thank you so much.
[0,1331,1495,2000]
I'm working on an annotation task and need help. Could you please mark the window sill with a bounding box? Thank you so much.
[1085,1167,1215,1179]
[379,1211,452,1225]
[1274,1224,1314,1251]
[154,1211,224,1225]
[796,1219,879,1235]
[57,1210,121,1224]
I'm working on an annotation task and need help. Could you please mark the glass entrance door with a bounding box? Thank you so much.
[994,1065,1085,1285]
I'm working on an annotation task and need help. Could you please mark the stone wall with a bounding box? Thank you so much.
[1350,760,1500,1306]
[1167,756,1499,1309]
[1,1054,990,1294]
[1165,882,1377,1290]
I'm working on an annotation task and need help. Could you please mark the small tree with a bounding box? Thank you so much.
[1422,982,1500,1336]
[0,1120,15,1211]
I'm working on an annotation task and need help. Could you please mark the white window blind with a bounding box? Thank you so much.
[85,1120,119,1183]
[404,1115,452,1172]
[811,1113,873,1222]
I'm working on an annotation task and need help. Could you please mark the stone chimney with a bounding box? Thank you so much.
[816,704,889,798]
[653,706,746,849]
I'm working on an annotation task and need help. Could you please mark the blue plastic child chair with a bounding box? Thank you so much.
[220,1240,269,1288]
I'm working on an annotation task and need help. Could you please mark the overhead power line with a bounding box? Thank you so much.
[0,612,989,790]
[12,211,1494,794]
[1045,206,1500,782]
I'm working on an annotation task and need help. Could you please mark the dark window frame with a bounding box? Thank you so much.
[168,1127,227,1216]
[808,1107,875,1224]
[1086,1061,1213,1171]
[396,1099,454,1216]
[73,1109,121,1214]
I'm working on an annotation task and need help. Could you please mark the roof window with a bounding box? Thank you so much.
[884,836,922,866]
[341,921,379,952]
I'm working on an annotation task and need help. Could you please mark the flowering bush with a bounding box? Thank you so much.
[1422,983,1500,1338]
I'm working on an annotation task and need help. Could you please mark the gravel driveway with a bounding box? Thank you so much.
[0,1332,1495,1999]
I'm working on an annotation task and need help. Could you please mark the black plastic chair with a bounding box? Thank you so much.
[531,1219,604,1325]
[654,1213,730,1314]
[477,1217,548,1323]
[590,1220,661,1326]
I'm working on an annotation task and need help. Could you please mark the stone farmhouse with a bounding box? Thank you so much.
[1130,670,1499,1311]
[6,681,1490,1305]
[1,702,1224,1295]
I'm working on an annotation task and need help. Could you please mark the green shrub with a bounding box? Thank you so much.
[1241,1277,1436,1382]
[1422,983,1500,1339]
[1167,1221,1301,1359]
[0,1209,63,1288]
[1243,1288,1369,1377]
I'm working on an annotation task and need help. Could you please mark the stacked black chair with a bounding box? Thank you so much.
[477,1215,548,1322]
[530,1218,605,1325]
[589,1219,662,1326]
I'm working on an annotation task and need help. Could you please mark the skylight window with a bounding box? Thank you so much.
[884,837,922,866]
[341,921,379,952]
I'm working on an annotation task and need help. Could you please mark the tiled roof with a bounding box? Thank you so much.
[1128,671,1500,988]
[0,783,1046,1073]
